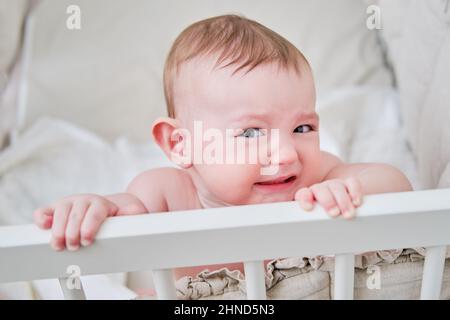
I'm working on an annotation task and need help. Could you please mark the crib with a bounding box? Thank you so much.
[1,0,450,301]
[1,188,449,300]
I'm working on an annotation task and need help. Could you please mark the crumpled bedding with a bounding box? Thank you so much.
[0,117,172,226]
[172,247,450,300]
[0,117,172,299]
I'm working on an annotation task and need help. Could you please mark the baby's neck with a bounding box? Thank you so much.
[196,190,232,209]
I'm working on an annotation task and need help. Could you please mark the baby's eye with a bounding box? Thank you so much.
[294,125,313,133]
[239,128,265,138]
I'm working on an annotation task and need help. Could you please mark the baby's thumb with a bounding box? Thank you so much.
[33,207,54,229]
[295,188,314,211]
[106,201,120,217]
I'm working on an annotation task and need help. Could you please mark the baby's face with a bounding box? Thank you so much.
[172,58,321,205]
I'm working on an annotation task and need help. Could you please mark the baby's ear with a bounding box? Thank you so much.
[152,117,192,169]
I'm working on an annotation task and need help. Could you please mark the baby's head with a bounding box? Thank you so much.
[153,15,321,205]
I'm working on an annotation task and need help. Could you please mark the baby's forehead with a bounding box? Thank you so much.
[176,54,302,81]
[172,56,315,120]
[175,55,239,84]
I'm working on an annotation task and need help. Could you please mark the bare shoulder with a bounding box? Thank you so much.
[126,167,196,213]
[318,151,344,181]
[127,167,186,184]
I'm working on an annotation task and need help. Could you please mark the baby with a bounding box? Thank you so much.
[33,15,412,281]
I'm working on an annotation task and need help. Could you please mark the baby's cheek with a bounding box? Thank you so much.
[299,147,322,185]
[202,163,260,204]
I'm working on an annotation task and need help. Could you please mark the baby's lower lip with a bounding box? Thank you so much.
[254,176,296,193]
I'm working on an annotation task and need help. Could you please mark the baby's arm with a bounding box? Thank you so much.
[324,162,413,195]
[295,151,413,219]
[34,168,169,251]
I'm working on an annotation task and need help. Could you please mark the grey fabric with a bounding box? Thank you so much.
[165,248,450,300]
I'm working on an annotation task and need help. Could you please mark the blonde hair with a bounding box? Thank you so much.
[163,14,309,118]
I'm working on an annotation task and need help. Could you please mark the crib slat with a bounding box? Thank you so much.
[420,245,446,300]
[152,269,177,300]
[334,253,355,300]
[58,277,86,300]
[244,261,267,300]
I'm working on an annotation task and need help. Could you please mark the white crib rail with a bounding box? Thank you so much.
[152,269,177,300]
[244,261,267,299]
[420,245,447,299]
[334,253,355,300]
[1,188,450,300]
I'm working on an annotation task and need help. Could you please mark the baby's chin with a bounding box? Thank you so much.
[259,194,295,204]
[220,192,293,207]
[242,192,296,205]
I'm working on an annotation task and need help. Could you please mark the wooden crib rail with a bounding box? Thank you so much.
[1,188,450,300]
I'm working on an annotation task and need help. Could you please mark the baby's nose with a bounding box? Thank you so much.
[271,142,298,165]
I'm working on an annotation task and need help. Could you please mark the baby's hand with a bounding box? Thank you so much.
[33,194,119,251]
[294,177,362,219]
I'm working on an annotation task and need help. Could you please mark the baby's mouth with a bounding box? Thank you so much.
[255,175,297,186]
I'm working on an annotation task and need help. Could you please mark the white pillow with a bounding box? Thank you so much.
[0,0,28,149]
[378,0,450,189]
[0,0,27,75]
[20,0,392,142]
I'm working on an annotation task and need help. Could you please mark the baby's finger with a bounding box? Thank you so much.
[345,177,363,207]
[51,203,72,251]
[328,181,355,219]
[79,202,109,247]
[65,201,89,251]
[295,188,314,211]
[33,207,54,229]
[310,184,340,217]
